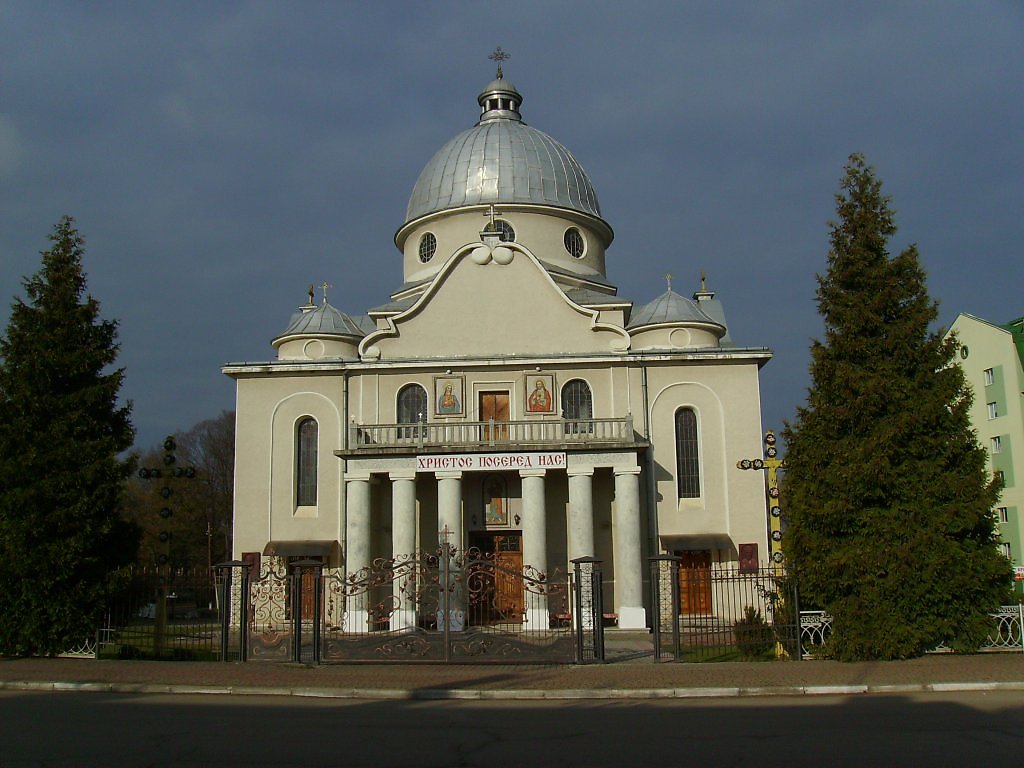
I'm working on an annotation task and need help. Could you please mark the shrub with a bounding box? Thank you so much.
[734,606,774,659]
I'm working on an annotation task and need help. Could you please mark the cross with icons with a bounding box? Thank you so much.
[736,430,786,569]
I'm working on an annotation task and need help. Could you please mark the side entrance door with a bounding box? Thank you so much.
[676,549,712,615]
[479,391,510,442]
[468,531,524,623]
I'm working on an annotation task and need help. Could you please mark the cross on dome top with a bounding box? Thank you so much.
[488,46,510,79]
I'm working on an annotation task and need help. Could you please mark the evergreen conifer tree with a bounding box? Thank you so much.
[783,155,1011,660]
[0,216,138,655]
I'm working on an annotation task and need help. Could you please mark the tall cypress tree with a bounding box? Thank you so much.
[0,216,138,655]
[783,155,1011,660]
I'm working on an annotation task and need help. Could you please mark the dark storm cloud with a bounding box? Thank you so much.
[1,2,1020,449]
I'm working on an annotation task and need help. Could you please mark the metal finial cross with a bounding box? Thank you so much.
[665,273,672,292]
[489,46,510,78]
[319,281,331,305]
[483,204,499,230]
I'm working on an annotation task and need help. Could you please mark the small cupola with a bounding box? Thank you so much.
[477,47,522,124]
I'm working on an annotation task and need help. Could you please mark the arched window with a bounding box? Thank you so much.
[561,379,593,434]
[397,384,428,439]
[675,408,700,498]
[296,417,318,506]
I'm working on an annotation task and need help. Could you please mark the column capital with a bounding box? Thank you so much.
[613,466,642,477]
[389,470,417,482]
[567,467,595,478]
[519,468,547,478]
[345,472,373,483]
[435,471,463,480]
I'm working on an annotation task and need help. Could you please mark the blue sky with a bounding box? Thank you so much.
[1,2,1021,451]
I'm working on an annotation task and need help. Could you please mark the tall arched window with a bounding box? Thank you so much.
[675,408,700,498]
[296,417,318,506]
[561,379,593,434]
[397,384,428,439]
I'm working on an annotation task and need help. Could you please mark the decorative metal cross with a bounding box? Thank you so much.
[489,46,510,78]
[736,430,787,569]
[665,273,672,291]
[319,281,331,305]
[482,203,500,231]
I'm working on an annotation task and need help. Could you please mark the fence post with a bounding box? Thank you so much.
[290,559,323,665]
[791,578,802,661]
[649,555,681,661]
[214,560,249,662]
[571,557,604,663]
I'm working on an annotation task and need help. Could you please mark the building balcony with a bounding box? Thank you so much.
[339,417,644,456]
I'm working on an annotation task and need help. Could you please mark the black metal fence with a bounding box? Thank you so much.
[99,567,221,660]
[650,557,800,662]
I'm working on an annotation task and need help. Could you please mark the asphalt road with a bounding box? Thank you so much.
[3,690,1022,767]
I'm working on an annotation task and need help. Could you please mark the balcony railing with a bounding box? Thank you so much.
[344,416,639,454]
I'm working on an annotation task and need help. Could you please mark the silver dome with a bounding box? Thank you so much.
[273,302,372,343]
[405,80,602,223]
[628,290,725,332]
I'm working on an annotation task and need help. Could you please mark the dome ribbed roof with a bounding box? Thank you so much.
[405,77,602,223]
[273,302,371,343]
[628,290,725,332]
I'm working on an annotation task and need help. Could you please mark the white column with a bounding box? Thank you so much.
[435,471,463,549]
[435,471,464,630]
[520,469,548,629]
[344,475,371,632]
[567,469,595,561]
[390,471,417,631]
[613,466,646,629]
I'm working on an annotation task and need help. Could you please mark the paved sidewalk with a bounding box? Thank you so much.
[3,646,1024,701]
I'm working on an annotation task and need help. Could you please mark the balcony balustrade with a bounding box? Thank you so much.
[343,416,640,455]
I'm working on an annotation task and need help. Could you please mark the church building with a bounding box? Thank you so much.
[224,65,773,630]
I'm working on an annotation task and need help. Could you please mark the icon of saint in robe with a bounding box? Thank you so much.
[527,378,552,412]
[437,383,461,414]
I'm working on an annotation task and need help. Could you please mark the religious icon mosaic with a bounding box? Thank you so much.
[433,375,465,417]
[483,474,509,527]
[524,373,555,414]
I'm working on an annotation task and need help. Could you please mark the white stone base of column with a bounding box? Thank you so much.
[343,609,369,633]
[617,606,647,630]
[525,606,549,630]
[388,608,417,631]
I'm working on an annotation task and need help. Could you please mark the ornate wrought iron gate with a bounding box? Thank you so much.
[218,545,605,664]
[321,545,576,663]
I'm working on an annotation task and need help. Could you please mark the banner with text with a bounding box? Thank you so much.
[416,452,567,472]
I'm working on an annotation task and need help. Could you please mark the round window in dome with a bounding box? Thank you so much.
[564,227,585,259]
[418,232,437,263]
[486,219,515,243]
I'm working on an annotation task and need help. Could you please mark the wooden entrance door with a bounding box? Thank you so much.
[493,534,524,619]
[676,550,712,615]
[288,556,322,621]
[468,532,524,622]
[479,391,510,442]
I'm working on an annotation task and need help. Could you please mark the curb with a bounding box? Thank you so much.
[4,679,1024,700]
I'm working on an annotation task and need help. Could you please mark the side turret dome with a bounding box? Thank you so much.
[272,289,374,361]
[628,282,729,351]
[404,74,603,225]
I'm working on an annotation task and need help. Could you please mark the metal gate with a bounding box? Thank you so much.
[321,545,575,663]
[218,548,605,664]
